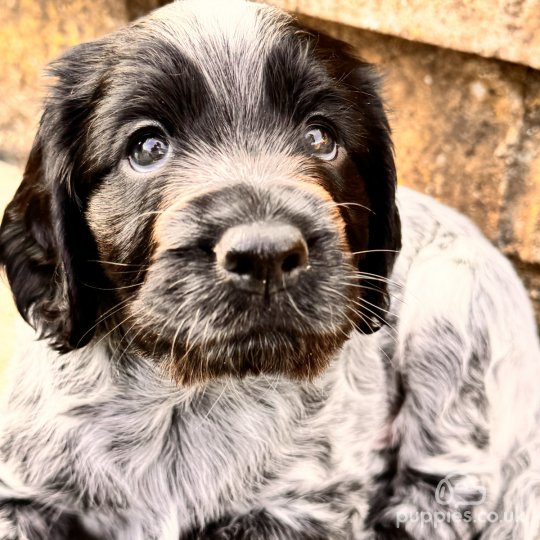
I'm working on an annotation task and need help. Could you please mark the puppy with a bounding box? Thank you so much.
[1,1,539,539]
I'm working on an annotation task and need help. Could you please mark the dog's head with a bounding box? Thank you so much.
[0,0,400,384]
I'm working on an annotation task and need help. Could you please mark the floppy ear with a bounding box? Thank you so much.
[347,63,401,333]
[0,40,110,351]
[308,28,402,333]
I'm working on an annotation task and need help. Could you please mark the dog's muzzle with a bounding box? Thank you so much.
[130,182,358,382]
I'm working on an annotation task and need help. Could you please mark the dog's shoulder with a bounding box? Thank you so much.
[396,186,484,261]
[394,187,529,302]
[391,187,540,402]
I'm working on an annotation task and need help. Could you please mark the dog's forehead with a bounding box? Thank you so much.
[87,1,342,165]
[147,0,289,43]
[141,1,293,90]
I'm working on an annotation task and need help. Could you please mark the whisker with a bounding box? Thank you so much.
[169,304,188,363]
[114,316,146,353]
[89,260,149,268]
[103,269,151,275]
[354,302,399,340]
[348,311,372,335]
[355,311,396,363]
[92,307,145,351]
[349,249,400,256]
[175,308,201,381]
[329,201,375,215]
[282,275,306,321]
[82,282,144,291]
[350,273,422,303]
[111,316,146,362]
[117,210,165,235]
[345,281,407,306]
[351,271,405,290]
[351,296,391,316]
[329,284,399,339]
[345,309,397,360]
[75,298,133,346]
[202,380,229,422]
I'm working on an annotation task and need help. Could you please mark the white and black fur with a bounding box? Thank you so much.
[0,1,539,539]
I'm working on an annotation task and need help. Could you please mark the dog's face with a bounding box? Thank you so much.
[0,0,400,384]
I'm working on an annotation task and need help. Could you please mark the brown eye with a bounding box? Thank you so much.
[304,127,338,161]
[128,132,170,172]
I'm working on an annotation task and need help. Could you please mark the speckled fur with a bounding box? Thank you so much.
[0,2,539,539]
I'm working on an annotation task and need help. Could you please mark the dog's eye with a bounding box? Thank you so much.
[304,127,337,161]
[128,132,170,172]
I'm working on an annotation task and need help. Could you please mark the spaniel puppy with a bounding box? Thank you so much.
[1,1,539,539]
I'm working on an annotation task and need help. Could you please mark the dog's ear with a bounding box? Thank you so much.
[0,39,110,351]
[347,67,401,334]
[306,28,401,333]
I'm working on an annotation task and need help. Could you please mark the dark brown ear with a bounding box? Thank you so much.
[0,40,110,351]
[303,26,402,333]
[345,61,401,333]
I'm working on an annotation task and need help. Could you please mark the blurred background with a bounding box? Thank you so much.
[1,0,539,382]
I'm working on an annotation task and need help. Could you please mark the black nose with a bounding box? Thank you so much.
[215,222,309,294]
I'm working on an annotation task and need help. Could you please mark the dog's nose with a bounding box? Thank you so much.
[215,223,309,294]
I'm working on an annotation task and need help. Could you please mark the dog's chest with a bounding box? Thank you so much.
[3,333,391,538]
[96,350,388,536]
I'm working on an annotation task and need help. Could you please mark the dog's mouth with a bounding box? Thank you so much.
[131,317,355,385]
[125,252,359,384]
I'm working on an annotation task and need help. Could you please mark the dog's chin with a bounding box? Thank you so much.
[131,324,354,386]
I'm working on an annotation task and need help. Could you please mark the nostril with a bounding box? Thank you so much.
[281,246,307,274]
[225,252,254,276]
[282,252,300,273]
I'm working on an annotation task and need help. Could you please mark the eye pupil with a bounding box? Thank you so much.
[137,139,165,163]
[304,127,337,161]
[129,132,170,171]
